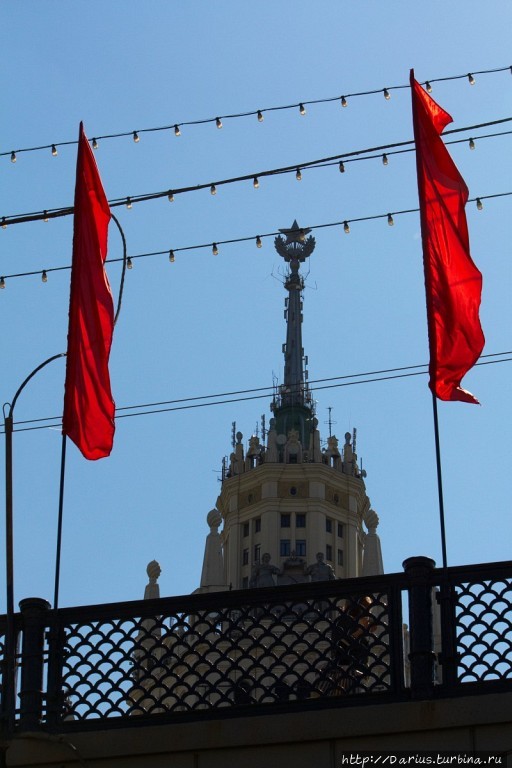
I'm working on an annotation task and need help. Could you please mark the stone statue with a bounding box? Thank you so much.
[306,552,335,582]
[144,560,161,599]
[249,553,281,587]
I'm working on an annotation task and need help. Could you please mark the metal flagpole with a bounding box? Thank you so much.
[431,392,448,569]
[53,434,67,612]
[2,352,66,735]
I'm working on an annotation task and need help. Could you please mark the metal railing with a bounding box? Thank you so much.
[1,557,511,733]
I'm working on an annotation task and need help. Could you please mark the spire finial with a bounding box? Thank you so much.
[274,221,315,409]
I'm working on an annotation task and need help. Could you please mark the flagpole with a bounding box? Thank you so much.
[53,434,67,612]
[431,392,448,568]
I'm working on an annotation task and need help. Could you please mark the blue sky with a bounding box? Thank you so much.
[1,2,511,608]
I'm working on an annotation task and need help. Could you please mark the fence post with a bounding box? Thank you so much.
[18,598,50,730]
[403,556,436,699]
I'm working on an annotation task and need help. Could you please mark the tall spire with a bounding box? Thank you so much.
[274,221,315,408]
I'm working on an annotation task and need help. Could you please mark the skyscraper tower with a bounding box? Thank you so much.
[198,222,383,593]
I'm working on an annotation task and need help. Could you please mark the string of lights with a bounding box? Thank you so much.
[2,65,510,161]
[1,191,509,287]
[3,352,511,434]
[2,117,511,229]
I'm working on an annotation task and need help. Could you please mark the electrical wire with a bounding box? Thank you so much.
[2,117,511,229]
[1,191,509,284]
[2,65,510,161]
[3,352,511,434]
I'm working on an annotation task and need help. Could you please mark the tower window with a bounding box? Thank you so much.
[326,545,333,562]
[337,549,344,566]
[254,518,261,533]
[295,540,306,557]
[280,539,291,557]
[242,549,249,566]
[296,513,306,528]
[243,523,249,538]
[337,522,344,538]
[326,518,333,533]
[281,514,291,528]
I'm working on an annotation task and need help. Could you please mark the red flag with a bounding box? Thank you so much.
[63,123,115,459]
[410,70,484,404]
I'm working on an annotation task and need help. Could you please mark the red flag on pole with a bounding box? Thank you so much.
[63,123,115,459]
[410,70,484,404]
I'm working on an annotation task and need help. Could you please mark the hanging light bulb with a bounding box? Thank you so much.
[174,124,181,136]
[133,131,140,143]
[126,197,133,209]
[10,151,16,163]
[383,88,391,100]
[467,73,475,85]
[339,161,345,173]
[92,138,99,150]
[216,117,223,129]
[42,270,48,283]
[341,96,348,107]
[0,277,5,289]
[212,242,218,255]
[51,144,58,157]
[387,213,394,226]
[469,138,475,150]
[167,191,174,203]
[253,176,259,189]
[476,198,483,210]
[425,81,432,93]
[299,103,306,115]
[127,257,133,269]
[169,250,175,263]
[299,229,306,242]
[382,153,389,166]
[257,110,264,122]
[343,221,350,234]
[296,168,302,181]
[1,218,7,229]
[210,184,217,195]
[256,236,262,248]
[43,211,49,222]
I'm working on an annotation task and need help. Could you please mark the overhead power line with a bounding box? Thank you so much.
[2,117,511,229]
[1,191,509,287]
[2,65,510,161]
[4,352,511,434]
